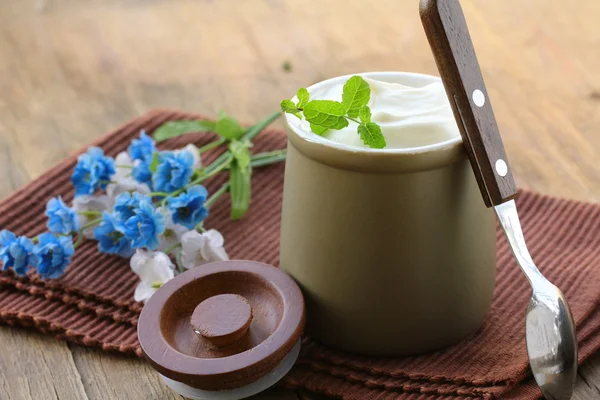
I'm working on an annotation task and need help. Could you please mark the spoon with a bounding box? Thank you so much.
[420,1,578,398]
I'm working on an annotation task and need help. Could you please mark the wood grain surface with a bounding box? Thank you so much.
[0,0,599,398]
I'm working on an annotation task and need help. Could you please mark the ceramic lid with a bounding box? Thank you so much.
[138,260,305,392]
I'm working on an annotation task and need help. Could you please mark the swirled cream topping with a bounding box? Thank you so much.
[295,76,461,149]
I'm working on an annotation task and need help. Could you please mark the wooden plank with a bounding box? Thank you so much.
[69,345,183,400]
[70,345,300,399]
[0,0,598,398]
[575,353,600,399]
[0,326,88,400]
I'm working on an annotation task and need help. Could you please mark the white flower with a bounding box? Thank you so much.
[157,209,188,255]
[113,151,134,181]
[178,144,201,168]
[106,178,151,200]
[130,249,174,303]
[72,195,112,238]
[106,151,151,200]
[180,229,229,269]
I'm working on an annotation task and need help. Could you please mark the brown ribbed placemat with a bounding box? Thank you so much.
[1,109,599,399]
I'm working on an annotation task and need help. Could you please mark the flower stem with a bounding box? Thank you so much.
[242,111,281,141]
[195,223,206,233]
[148,192,169,198]
[80,217,103,232]
[249,150,287,168]
[205,182,230,208]
[164,242,181,254]
[250,149,286,160]
[172,153,233,198]
[73,233,85,249]
[77,210,102,217]
[203,151,232,175]
[175,248,185,274]
[155,112,281,205]
[197,154,233,183]
[198,138,226,154]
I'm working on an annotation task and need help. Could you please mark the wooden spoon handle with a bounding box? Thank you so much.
[420,0,517,207]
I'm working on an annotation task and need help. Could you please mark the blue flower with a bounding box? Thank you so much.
[0,230,33,276]
[167,185,209,229]
[93,212,134,258]
[113,192,148,228]
[132,159,153,185]
[31,233,74,279]
[45,197,79,234]
[152,151,194,193]
[124,200,166,250]
[71,147,116,196]
[128,131,156,161]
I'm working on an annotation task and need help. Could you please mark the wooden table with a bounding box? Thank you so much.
[0,0,599,398]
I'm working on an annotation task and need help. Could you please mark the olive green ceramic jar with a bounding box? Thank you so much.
[280,72,496,356]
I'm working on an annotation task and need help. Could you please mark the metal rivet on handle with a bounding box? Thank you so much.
[495,159,508,177]
[472,89,485,107]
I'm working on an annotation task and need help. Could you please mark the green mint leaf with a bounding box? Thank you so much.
[358,106,372,123]
[296,88,309,108]
[303,100,349,130]
[153,120,216,142]
[310,123,328,135]
[281,99,297,113]
[280,99,302,119]
[358,122,386,149]
[216,111,245,140]
[229,140,252,172]
[342,76,371,118]
[149,152,160,173]
[229,162,252,220]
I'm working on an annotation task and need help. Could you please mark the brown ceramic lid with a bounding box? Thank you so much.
[138,260,305,391]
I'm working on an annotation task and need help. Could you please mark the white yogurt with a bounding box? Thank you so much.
[289,74,461,150]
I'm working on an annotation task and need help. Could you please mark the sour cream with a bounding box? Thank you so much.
[291,75,461,150]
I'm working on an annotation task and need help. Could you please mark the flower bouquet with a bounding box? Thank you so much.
[0,112,284,302]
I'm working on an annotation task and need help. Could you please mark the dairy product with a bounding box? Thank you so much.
[292,75,461,150]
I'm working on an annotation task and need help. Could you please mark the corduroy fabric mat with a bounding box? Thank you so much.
[1,109,599,400]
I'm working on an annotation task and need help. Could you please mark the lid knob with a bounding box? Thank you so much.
[190,294,253,347]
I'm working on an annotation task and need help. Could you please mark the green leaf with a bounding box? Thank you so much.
[310,123,328,135]
[153,120,216,142]
[280,99,302,119]
[357,122,386,149]
[281,99,297,113]
[342,76,371,118]
[229,140,252,172]
[358,105,372,123]
[149,152,160,173]
[216,111,245,140]
[229,162,251,220]
[303,100,349,130]
[296,88,309,108]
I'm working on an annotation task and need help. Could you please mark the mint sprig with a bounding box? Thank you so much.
[152,111,282,221]
[280,76,386,149]
[152,110,245,142]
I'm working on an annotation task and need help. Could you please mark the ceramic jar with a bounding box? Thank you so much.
[280,72,496,356]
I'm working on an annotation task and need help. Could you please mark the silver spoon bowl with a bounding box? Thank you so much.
[496,200,578,400]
